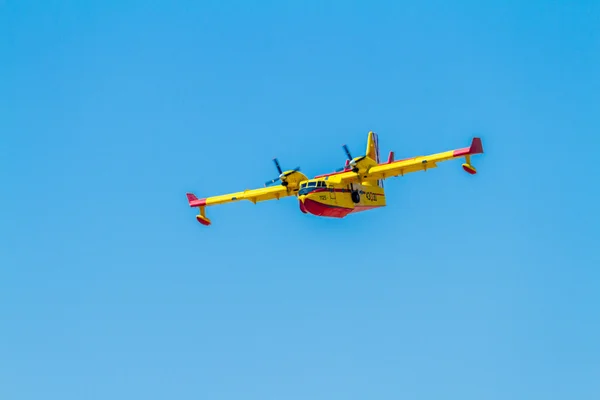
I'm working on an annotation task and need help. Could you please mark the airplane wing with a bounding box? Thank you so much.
[186,185,294,225]
[326,137,484,184]
[187,185,293,207]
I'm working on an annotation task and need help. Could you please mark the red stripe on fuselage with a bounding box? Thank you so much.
[305,188,386,196]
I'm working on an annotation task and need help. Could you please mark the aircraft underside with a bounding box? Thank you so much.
[298,183,386,218]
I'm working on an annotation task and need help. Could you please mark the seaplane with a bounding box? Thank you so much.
[186,131,484,226]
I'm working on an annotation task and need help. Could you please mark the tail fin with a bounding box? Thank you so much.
[365,131,384,188]
[365,131,380,163]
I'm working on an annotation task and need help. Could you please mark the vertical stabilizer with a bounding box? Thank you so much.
[365,131,384,188]
[365,131,380,163]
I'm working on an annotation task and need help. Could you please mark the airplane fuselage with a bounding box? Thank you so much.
[297,179,386,218]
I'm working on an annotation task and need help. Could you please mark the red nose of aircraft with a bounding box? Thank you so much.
[298,192,333,217]
[298,193,316,215]
[298,197,308,213]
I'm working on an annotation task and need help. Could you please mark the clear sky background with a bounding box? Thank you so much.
[2,1,599,399]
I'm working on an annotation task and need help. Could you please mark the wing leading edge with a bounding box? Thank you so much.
[368,137,484,180]
[186,185,293,226]
[324,137,484,184]
[187,185,292,207]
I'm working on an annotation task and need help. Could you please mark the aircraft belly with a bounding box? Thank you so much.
[300,189,352,218]
[300,184,385,218]
[302,197,353,218]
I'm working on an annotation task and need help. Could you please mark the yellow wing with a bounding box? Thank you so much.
[186,184,296,226]
[187,185,292,207]
[186,168,308,226]
[325,137,484,184]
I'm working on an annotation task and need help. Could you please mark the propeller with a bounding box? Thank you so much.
[342,144,353,161]
[335,144,364,172]
[265,158,301,187]
[273,158,283,175]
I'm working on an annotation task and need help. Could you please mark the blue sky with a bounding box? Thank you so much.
[1,1,599,399]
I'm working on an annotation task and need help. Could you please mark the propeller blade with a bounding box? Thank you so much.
[342,144,353,160]
[266,159,300,186]
[273,158,283,174]
[265,177,281,186]
[280,167,301,177]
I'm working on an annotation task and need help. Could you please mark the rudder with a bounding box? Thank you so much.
[365,131,380,163]
[365,131,384,188]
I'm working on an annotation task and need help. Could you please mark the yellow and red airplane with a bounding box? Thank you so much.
[186,131,484,225]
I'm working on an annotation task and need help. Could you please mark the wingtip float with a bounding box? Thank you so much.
[186,131,485,226]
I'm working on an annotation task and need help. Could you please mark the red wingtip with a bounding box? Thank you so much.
[186,193,206,207]
[470,138,484,155]
[453,137,484,157]
[186,193,198,202]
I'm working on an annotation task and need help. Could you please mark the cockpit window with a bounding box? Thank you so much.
[308,182,317,187]
[300,183,307,188]
[317,181,324,187]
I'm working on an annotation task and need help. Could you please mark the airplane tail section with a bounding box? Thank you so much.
[365,131,380,163]
[365,131,383,188]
